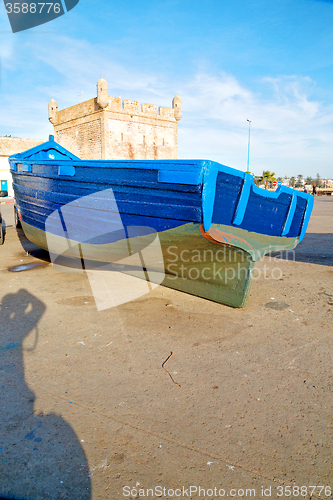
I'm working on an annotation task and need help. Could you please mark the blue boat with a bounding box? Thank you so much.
[9,136,313,308]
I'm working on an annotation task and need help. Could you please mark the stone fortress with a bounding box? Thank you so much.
[49,77,182,160]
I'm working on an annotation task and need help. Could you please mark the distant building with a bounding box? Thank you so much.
[322,179,333,188]
[49,77,182,160]
[0,137,44,196]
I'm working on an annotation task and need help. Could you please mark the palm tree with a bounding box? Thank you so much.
[295,174,303,187]
[259,170,276,189]
[252,175,261,187]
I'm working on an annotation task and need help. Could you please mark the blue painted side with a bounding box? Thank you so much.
[12,176,202,221]
[281,195,296,236]
[14,189,190,243]
[1,180,8,192]
[285,195,308,239]
[211,171,244,227]
[211,170,311,238]
[240,189,292,236]
[11,154,203,243]
[202,163,218,231]
[158,170,203,185]
[299,195,314,242]
[58,165,75,176]
[232,172,252,225]
[9,137,314,243]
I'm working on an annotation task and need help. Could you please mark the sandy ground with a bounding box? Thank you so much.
[0,197,332,500]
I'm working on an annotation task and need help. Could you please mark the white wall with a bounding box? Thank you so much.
[0,157,13,196]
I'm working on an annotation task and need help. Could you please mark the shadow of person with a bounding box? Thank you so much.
[0,289,91,500]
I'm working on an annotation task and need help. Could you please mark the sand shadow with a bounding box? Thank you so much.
[0,289,91,500]
[15,227,51,262]
[269,233,333,267]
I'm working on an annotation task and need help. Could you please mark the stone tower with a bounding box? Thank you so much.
[48,78,182,160]
[172,95,182,121]
[96,76,109,109]
[48,98,58,124]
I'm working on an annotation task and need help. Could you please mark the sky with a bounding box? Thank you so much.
[1,0,333,178]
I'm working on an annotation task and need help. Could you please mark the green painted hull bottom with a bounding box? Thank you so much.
[21,221,258,307]
[205,223,299,261]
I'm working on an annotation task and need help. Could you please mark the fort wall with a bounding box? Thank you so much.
[0,137,45,196]
[0,137,44,157]
[49,78,182,160]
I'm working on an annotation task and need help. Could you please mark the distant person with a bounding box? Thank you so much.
[312,185,317,196]
[303,186,307,193]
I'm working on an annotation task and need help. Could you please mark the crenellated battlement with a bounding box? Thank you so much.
[50,98,181,124]
[48,77,181,161]
[50,77,182,125]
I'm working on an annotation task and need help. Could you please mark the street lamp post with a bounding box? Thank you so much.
[246,119,252,173]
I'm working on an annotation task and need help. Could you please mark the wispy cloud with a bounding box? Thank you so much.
[1,34,332,176]
[25,35,168,106]
[177,72,333,175]
[0,34,169,137]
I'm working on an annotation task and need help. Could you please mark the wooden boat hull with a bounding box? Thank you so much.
[20,219,254,308]
[9,136,314,308]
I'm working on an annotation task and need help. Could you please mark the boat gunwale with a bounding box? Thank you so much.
[10,156,313,201]
[10,140,314,243]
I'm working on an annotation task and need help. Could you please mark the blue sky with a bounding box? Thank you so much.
[1,0,333,178]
